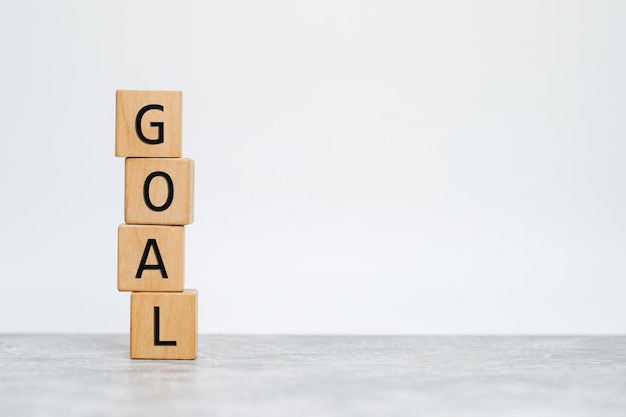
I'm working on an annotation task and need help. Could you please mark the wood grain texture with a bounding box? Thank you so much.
[115,90,182,157]
[125,157,194,225]
[130,290,197,360]
[117,224,184,292]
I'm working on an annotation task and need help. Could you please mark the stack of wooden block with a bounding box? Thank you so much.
[115,90,197,360]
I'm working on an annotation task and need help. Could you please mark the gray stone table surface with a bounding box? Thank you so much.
[0,335,625,416]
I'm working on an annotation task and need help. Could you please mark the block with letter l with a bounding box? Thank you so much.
[130,290,197,360]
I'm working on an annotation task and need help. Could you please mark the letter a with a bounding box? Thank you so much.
[136,238,168,279]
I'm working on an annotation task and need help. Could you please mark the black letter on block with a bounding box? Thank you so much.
[154,306,177,346]
[135,104,164,144]
[136,239,168,279]
[143,171,174,212]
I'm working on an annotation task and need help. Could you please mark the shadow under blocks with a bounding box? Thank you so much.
[115,90,197,360]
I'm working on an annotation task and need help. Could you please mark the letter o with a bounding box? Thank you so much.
[143,171,174,212]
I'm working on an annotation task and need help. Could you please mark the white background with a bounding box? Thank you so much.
[1,1,624,334]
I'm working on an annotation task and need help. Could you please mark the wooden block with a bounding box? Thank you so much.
[125,158,194,225]
[118,224,184,292]
[130,290,197,360]
[115,90,182,158]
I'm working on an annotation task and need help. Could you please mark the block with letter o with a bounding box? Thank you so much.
[125,157,194,225]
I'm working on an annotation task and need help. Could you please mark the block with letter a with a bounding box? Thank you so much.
[117,224,185,292]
